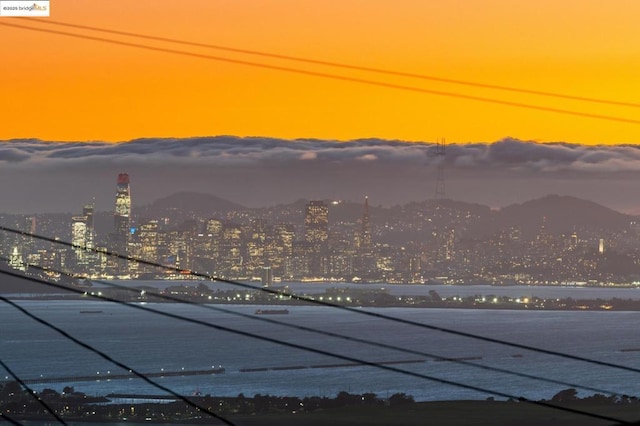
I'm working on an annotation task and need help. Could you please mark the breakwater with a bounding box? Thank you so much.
[18,367,226,385]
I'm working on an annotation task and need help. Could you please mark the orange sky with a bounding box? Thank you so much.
[1,0,639,144]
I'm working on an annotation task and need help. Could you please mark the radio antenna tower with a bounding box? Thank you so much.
[434,138,446,200]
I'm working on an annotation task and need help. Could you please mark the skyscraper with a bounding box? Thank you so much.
[82,201,95,251]
[360,196,372,251]
[71,216,87,249]
[304,200,329,278]
[138,220,159,270]
[20,216,36,264]
[355,196,375,278]
[114,173,131,239]
[304,200,328,244]
[111,173,131,273]
[71,201,96,274]
[71,215,88,268]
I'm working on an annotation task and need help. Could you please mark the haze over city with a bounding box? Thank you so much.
[2,137,640,214]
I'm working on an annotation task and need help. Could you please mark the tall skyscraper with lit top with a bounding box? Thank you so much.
[111,173,131,272]
[115,173,131,236]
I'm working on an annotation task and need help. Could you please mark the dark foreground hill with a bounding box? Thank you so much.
[7,388,635,425]
[232,400,636,425]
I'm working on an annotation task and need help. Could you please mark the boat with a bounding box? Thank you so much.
[254,309,290,315]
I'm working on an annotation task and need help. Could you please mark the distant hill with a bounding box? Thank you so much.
[252,198,392,226]
[138,192,247,220]
[328,199,393,224]
[123,192,638,240]
[493,194,635,237]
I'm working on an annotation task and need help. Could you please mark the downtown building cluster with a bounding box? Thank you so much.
[1,174,405,283]
[126,197,389,283]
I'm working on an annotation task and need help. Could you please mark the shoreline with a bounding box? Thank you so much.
[7,289,640,312]
[6,395,639,425]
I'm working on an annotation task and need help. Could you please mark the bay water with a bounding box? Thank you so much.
[2,295,640,404]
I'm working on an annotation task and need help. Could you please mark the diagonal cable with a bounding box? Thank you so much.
[3,225,640,378]
[3,255,627,400]
[19,18,640,109]
[0,296,233,425]
[0,21,639,126]
[0,270,631,424]
[0,412,23,426]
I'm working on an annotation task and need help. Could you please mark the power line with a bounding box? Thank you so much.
[1,21,639,126]
[3,256,626,400]
[0,358,66,425]
[0,412,23,426]
[19,17,640,109]
[0,270,630,424]
[0,296,235,426]
[3,225,640,378]
[0,15,635,424]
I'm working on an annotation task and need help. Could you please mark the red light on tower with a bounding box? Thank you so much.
[117,173,130,185]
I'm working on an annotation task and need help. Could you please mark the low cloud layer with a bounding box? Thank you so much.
[3,136,640,173]
[1,136,640,213]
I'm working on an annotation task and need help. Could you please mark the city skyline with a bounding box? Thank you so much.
[3,3,640,423]
[3,171,638,285]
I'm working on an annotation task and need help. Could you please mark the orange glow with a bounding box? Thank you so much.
[1,0,639,143]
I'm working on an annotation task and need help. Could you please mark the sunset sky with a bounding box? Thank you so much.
[2,0,640,144]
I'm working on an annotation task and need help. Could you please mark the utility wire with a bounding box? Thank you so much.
[19,18,640,109]
[0,412,22,426]
[0,271,630,424]
[0,296,234,425]
[0,358,67,425]
[3,225,640,378]
[1,21,639,126]
[3,255,628,400]
[0,16,636,425]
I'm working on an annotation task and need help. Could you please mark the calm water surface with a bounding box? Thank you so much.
[2,297,640,407]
